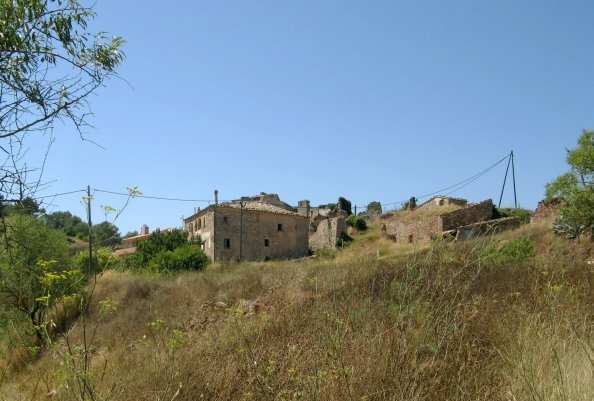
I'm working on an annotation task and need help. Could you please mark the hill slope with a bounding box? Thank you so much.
[1,221,593,400]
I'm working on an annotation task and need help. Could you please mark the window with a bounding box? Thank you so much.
[264,239,270,247]
[224,238,231,249]
[223,216,228,223]
[277,223,283,231]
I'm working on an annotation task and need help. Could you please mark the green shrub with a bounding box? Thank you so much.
[72,246,118,274]
[346,215,367,231]
[493,207,533,224]
[480,237,535,265]
[147,244,210,274]
[335,232,353,248]
[552,215,584,240]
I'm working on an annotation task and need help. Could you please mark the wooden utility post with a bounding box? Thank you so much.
[87,185,93,276]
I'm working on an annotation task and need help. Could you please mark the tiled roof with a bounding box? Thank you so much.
[220,201,302,216]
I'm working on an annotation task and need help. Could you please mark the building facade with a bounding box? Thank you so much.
[184,194,309,262]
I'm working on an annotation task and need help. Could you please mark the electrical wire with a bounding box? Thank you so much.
[16,152,514,214]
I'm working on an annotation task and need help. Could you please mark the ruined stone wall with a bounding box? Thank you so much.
[382,199,495,243]
[309,216,348,251]
[416,196,468,212]
[439,199,493,231]
[531,200,561,223]
[382,216,442,243]
[455,216,520,240]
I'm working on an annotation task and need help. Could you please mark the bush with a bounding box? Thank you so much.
[346,215,367,231]
[335,232,353,248]
[552,215,584,240]
[480,237,535,266]
[72,246,118,274]
[148,244,210,274]
[493,207,533,224]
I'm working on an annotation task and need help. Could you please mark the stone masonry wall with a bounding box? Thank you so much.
[416,196,468,212]
[382,199,495,243]
[438,199,493,231]
[309,216,348,251]
[382,216,442,243]
[213,207,309,262]
[186,206,308,262]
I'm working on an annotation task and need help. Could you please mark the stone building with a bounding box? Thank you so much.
[415,196,468,212]
[184,193,309,262]
[382,197,495,243]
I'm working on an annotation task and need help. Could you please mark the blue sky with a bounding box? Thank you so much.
[32,0,594,235]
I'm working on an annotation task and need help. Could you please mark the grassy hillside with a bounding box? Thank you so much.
[1,220,593,400]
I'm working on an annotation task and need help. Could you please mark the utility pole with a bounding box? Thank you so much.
[498,151,518,208]
[87,185,93,277]
[239,201,244,261]
[511,150,518,209]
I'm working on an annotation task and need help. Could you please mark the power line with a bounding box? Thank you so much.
[33,189,87,200]
[94,188,214,203]
[14,153,516,215]
[362,152,513,210]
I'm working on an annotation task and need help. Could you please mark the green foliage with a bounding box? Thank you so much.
[551,215,583,240]
[493,207,533,224]
[148,244,210,274]
[124,230,139,239]
[480,237,535,266]
[2,197,45,216]
[93,221,121,246]
[402,196,417,211]
[346,214,367,231]
[366,201,382,214]
[135,229,188,265]
[0,214,83,343]
[43,211,121,245]
[0,0,125,139]
[318,203,337,210]
[338,196,353,215]
[546,129,594,239]
[43,211,89,239]
[72,246,118,274]
[335,232,353,248]
[132,229,209,272]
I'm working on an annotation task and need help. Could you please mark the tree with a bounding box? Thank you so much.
[134,229,204,268]
[366,201,382,214]
[338,196,352,215]
[43,210,88,238]
[545,129,594,238]
[148,244,210,274]
[402,197,417,211]
[123,230,139,239]
[93,221,120,246]
[0,214,82,343]
[0,0,124,201]
[2,196,45,216]
[346,214,367,231]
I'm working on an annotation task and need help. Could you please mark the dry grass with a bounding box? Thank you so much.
[1,222,594,400]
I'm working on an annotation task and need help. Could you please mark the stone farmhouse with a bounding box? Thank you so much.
[381,196,519,243]
[184,193,310,262]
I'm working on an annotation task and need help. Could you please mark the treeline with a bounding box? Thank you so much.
[0,196,138,246]
[0,196,211,350]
